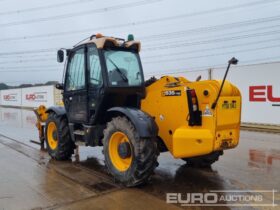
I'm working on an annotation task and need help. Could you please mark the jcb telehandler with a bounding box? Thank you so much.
[35,34,241,187]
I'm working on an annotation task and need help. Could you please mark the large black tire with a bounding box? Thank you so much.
[45,112,75,160]
[182,151,223,168]
[103,116,159,187]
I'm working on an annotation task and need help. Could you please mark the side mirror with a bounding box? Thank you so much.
[57,49,64,63]
[55,83,63,90]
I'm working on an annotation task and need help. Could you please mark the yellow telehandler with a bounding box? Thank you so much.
[35,34,241,186]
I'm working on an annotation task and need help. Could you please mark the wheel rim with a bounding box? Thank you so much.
[108,131,132,172]
[47,122,58,150]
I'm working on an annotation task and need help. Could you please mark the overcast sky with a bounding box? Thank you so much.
[0,0,280,85]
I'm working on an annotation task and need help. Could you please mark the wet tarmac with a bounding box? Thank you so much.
[0,106,279,210]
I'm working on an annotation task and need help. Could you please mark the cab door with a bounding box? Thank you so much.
[87,44,104,123]
[63,46,88,123]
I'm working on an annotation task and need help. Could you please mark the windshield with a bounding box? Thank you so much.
[104,50,143,86]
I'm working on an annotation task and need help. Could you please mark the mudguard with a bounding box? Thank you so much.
[107,107,158,138]
[46,106,66,116]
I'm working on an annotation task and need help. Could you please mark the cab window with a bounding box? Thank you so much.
[104,50,143,87]
[88,46,102,88]
[65,48,85,91]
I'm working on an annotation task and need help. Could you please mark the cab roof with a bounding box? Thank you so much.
[75,35,141,52]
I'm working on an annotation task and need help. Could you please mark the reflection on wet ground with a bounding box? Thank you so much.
[0,106,279,209]
[249,149,280,169]
[0,107,38,144]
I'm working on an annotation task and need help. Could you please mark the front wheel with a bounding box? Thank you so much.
[103,116,159,187]
[182,151,223,168]
[45,112,75,160]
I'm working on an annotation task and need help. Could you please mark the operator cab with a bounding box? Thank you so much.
[57,34,145,126]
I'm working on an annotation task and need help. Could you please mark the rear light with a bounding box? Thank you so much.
[191,96,198,111]
[187,89,202,126]
[193,104,198,111]
[190,89,196,97]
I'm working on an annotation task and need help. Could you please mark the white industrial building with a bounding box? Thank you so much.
[0,85,62,108]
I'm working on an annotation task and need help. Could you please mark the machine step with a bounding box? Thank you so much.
[73,130,85,136]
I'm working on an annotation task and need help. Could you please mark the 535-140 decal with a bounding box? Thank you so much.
[162,90,181,96]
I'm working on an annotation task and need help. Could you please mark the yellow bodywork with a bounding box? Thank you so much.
[34,105,49,141]
[141,76,241,158]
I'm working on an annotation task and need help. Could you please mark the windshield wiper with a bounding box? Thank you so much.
[107,57,128,82]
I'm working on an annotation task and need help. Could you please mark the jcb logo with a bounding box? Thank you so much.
[249,85,280,102]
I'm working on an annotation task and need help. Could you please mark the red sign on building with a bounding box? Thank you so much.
[249,85,280,103]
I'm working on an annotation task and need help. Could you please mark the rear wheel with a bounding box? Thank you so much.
[45,112,75,160]
[182,151,223,168]
[103,116,159,187]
